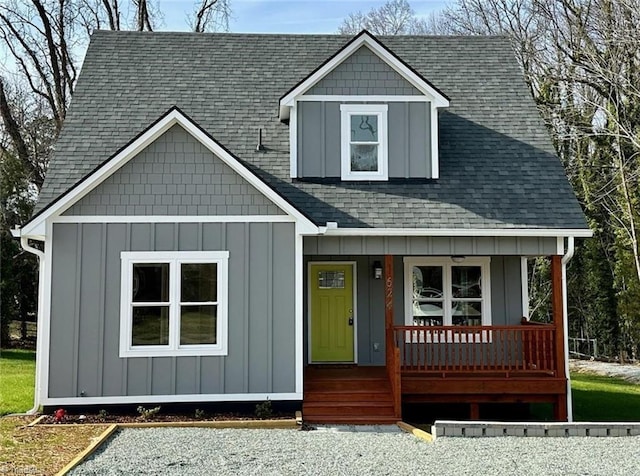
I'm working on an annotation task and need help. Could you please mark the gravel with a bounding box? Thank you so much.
[570,359,640,384]
[71,426,640,475]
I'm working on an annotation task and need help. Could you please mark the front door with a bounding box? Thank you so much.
[309,263,354,362]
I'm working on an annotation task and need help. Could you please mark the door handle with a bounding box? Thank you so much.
[348,309,353,326]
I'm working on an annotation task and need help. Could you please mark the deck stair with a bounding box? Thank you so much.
[303,366,397,424]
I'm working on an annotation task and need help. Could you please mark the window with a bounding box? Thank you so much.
[340,104,388,180]
[404,257,491,328]
[318,270,345,289]
[119,251,229,357]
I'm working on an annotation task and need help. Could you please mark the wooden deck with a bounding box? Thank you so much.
[390,323,567,420]
[303,363,565,423]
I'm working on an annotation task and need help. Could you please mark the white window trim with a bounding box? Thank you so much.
[119,251,229,358]
[403,257,492,342]
[340,104,388,181]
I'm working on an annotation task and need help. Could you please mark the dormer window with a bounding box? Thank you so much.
[340,104,388,181]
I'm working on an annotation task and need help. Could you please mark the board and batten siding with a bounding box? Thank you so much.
[297,101,431,178]
[48,221,295,399]
[63,124,283,217]
[304,255,523,366]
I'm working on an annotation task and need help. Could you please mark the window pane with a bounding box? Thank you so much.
[181,263,217,302]
[132,306,169,345]
[452,266,482,298]
[350,144,378,171]
[412,266,443,299]
[180,305,217,345]
[452,301,482,326]
[413,301,443,326]
[351,114,378,142]
[318,271,345,289]
[132,263,169,302]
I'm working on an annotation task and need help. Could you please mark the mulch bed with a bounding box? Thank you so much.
[38,412,293,425]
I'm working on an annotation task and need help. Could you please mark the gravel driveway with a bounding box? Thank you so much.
[71,426,640,475]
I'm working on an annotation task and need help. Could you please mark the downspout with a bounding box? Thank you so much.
[14,230,45,414]
[561,236,575,422]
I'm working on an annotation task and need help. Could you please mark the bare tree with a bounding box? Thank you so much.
[0,0,230,347]
[338,0,436,35]
[133,0,154,31]
[190,0,230,32]
[101,0,121,30]
[440,0,640,356]
[0,1,79,134]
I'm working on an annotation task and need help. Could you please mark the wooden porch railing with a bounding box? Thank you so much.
[393,324,557,376]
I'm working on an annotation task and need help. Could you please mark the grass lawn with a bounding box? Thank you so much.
[0,416,109,476]
[571,371,640,421]
[0,350,36,416]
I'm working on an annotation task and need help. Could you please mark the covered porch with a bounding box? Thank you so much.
[303,236,569,423]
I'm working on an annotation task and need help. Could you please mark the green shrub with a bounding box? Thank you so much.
[255,400,273,419]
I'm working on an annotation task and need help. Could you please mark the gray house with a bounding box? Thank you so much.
[15,30,591,423]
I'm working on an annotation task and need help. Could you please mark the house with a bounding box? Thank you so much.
[14,30,591,423]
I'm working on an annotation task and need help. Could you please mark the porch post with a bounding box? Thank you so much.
[383,254,402,418]
[551,254,568,421]
[384,255,394,330]
[384,255,394,366]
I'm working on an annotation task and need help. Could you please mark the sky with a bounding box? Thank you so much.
[0,1,449,80]
[158,0,448,33]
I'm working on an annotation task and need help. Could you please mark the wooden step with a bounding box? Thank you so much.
[304,390,393,403]
[304,379,391,392]
[303,366,397,424]
[304,407,395,418]
[302,400,393,413]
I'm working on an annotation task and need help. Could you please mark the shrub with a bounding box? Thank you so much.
[136,405,161,421]
[255,400,273,419]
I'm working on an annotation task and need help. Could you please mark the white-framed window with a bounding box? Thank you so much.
[403,257,492,328]
[340,104,388,181]
[119,251,229,357]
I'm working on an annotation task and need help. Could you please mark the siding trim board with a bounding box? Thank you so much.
[40,220,54,405]
[320,228,592,238]
[297,95,431,102]
[294,226,304,395]
[521,257,529,319]
[20,108,318,239]
[52,215,295,224]
[42,392,302,406]
[430,103,440,179]
[289,103,298,178]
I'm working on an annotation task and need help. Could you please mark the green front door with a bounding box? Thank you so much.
[310,263,355,362]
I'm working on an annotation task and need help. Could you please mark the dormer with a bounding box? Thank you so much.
[280,31,449,181]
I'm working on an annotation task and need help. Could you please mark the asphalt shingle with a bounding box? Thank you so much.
[35,31,588,230]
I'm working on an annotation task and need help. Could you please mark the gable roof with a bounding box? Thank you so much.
[22,107,317,237]
[278,30,449,119]
[33,31,590,234]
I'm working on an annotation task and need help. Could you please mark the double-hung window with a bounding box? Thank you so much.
[120,251,229,357]
[340,104,388,180]
[404,257,491,328]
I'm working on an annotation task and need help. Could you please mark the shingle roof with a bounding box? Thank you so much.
[35,31,589,230]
